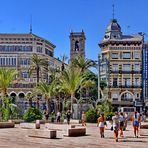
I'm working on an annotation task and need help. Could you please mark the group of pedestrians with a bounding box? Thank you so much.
[97,111,141,142]
[43,109,72,124]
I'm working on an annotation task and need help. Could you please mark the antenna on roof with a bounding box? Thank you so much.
[29,15,32,34]
[112,4,115,19]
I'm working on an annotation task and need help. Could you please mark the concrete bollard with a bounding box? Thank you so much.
[36,120,40,129]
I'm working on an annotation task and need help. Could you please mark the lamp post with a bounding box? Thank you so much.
[95,54,100,106]
[98,54,100,101]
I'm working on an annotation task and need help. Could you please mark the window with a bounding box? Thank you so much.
[123,64,131,71]
[36,46,42,53]
[134,52,140,59]
[22,72,29,78]
[112,53,118,59]
[45,48,53,57]
[49,60,54,66]
[135,93,140,99]
[0,45,32,52]
[113,78,118,87]
[20,58,30,65]
[134,64,140,71]
[112,92,118,99]
[122,52,131,59]
[123,78,131,86]
[112,64,118,71]
[134,78,140,86]
[0,57,17,66]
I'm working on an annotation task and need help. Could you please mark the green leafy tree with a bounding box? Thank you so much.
[0,97,18,121]
[60,64,82,113]
[29,53,48,83]
[34,81,56,112]
[0,68,17,96]
[23,107,42,122]
[29,54,48,108]
[96,97,113,119]
[72,55,96,73]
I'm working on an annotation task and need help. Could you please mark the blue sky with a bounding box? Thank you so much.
[0,0,148,62]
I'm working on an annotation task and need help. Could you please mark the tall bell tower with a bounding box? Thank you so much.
[70,30,86,60]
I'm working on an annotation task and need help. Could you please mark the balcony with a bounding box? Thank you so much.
[112,100,133,105]
[110,70,119,73]
[9,83,36,88]
[110,70,142,74]
[110,85,142,89]
[121,98,133,102]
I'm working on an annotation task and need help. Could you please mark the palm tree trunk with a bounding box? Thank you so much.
[29,98,32,108]
[36,66,40,84]
[47,99,51,113]
[36,98,40,109]
[71,93,75,118]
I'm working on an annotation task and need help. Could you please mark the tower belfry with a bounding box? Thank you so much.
[69,30,86,60]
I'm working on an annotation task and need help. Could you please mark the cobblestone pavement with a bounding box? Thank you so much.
[0,122,148,148]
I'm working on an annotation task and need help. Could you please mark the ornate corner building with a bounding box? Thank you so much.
[0,33,65,111]
[99,19,143,111]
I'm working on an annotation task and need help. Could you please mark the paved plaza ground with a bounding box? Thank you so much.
[0,121,148,148]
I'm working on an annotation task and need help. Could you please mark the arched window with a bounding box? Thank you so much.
[75,40,79,51]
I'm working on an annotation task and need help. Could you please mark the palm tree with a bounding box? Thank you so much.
[26,93,35,108]
[35,81,56,112]
[29,53,48,84]
[60,64,83,113]
[72,55,96,99]
[72,55,96,73]
[81,79,96,99]
[29,54,48,109]
[0,68,17,96]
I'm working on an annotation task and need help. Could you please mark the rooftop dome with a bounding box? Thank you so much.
[106,19,121,33]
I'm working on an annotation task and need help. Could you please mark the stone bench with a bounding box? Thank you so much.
[8,119,24,124]
[140,124,148,129]
[66,127,86,137]
[20,122,40,129]
[28,129,57,139]
[0,122,15,128]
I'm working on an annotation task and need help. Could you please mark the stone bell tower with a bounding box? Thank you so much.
[70,30,86,60]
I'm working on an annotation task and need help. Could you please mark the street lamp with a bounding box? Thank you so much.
[95,54,101,106]
[98,54,101,102]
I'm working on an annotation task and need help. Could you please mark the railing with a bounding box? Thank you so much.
[110,85,141,88]
[110,70,142,74]
[9,83,36,88]
[121,98,133,102]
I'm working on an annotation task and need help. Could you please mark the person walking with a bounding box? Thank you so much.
[124,112,128,130]
[43,108,49,122]
[112,112,120,142]
[119,112,125,137]
[66,109,71,124]
[56,111,61,123]
[132,111,140,138]
[97,113,107,138]
[81,111,86,126]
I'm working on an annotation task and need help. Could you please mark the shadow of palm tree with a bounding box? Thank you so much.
[121,139,147,143]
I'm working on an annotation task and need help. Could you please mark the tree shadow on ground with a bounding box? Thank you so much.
[121,139,147,143]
